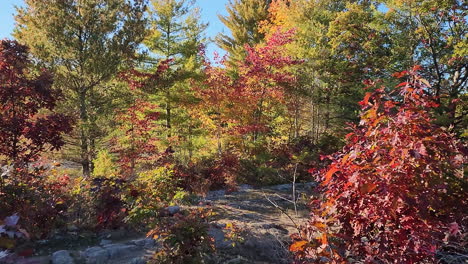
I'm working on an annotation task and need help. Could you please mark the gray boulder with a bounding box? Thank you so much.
[83,247,109,264]
[106,244,138,259]
[51,250,74,264]
[166,206,180,215]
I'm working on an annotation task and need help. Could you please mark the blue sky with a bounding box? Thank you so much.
[0,0,229,54]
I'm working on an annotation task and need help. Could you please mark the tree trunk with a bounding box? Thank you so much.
[166,89,171,138]
[79,89,90,178]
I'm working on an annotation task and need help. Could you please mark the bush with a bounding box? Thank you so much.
[89,177,128,229]
[176,152,239,194]
[291,69,467,263]
[147,208,215,264]
[0,167,71,238]
[125,166,180,227]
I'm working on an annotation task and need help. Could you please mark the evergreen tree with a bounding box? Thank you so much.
[216,0,271,65]
[144,0,207,151]
[14,0,148,177]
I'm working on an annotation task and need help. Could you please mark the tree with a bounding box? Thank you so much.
[111,99,161,178]
[382,0,467,133]
[291,69,467,263]
[194,30,300,155]
[144,0,207,140]
[14,0,147,177]
[0,40,72,167]
[216,0,272,65]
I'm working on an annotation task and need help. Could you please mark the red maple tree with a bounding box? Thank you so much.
[0,40,72,167]
[291,67,467,263]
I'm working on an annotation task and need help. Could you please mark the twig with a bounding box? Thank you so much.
[262,191,301,234]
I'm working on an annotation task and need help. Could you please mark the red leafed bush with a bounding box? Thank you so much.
[291,68,467,263]
[0,167,72,238]
[89,177,129,229]
[176,152,239,194]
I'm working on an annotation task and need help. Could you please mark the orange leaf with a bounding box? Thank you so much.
[360,183,378,194]
[313,222,327,231]
[341,154,350,165]
[359,92,372,106]
[412,65,422,71]
[321,234,328,245]
[323,165,338,185]
[392,70,408,78]
[396,81,409,87]
[289,240,308,252]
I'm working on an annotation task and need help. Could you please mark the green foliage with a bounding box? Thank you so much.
[125,166,180,226]
[15,0,148,176]
[217,0,271,65]
[146,0,208,64]
[93,150,118,178]
[4,2,466,260]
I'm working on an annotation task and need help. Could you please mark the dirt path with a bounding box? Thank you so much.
[11,183,314,264]
[204,183,314,263]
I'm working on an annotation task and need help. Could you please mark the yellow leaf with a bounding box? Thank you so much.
[0,237,16,249]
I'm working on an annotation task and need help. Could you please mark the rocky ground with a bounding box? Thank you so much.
[6,182,315,264]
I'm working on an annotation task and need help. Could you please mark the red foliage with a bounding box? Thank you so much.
[175,152,239,194]
[292,69,467,263]
[111,99,161,177]
[0,40,72,165]
[194,29,301,140]
[0,167,72,238]
[118,59,173,90]
[90,177,128,229]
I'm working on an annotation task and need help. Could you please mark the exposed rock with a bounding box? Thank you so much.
[270,183,292,192]
[130,238,147,247]
[83,246,109,264]
[99,239,112,246]
[66,224,78,232]
[131,238,156,249]
[106,244,138,259]
[208,227,232,249]
[51,250,74,264]
[129,257,147,264]
[225,256,250,264]
[166,206,180,215]
[99,229,127,240]
[206,189,226,199]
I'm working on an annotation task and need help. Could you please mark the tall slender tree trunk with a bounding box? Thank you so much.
[79,89,90,177]
[166,88,171,138]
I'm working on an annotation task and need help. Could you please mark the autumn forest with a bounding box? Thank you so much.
[0,0,467,263]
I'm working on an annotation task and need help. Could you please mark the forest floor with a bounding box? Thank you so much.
[17,182,315,264]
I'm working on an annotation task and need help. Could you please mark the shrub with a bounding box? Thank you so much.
[0,167,71,238]
[147,208,215,264]
[89,177,128,229]
[291,69,467,263]
[93,150,119,178]
[176,152,239,194]
[125,166,180,226]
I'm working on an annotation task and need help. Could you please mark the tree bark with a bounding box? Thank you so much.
[79,89,90,178]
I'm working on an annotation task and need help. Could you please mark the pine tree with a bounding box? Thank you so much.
[216,0,271,65]
[14,0,147,177]
[144,0,207,146]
